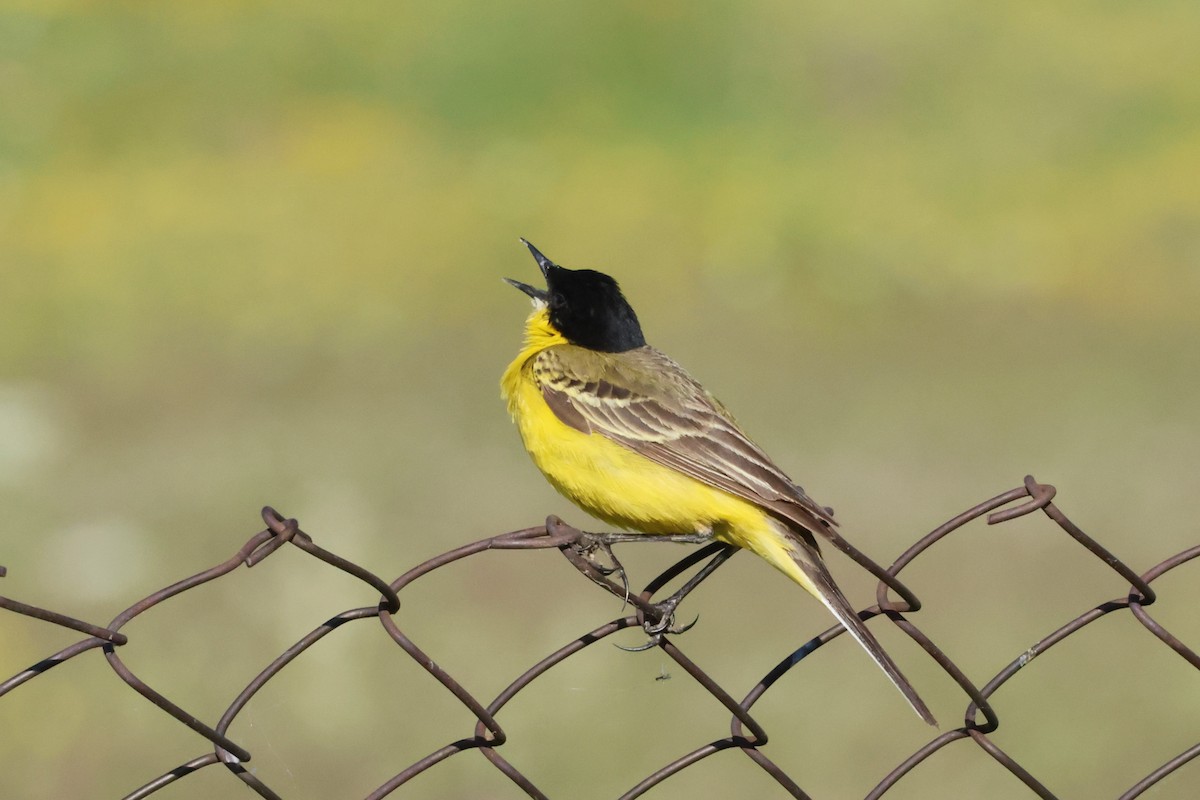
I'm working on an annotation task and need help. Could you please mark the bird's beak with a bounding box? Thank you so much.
[520,238,555,278]
[504,277,547,302]
[504,238,554,302]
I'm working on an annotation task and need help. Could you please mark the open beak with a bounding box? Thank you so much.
[504,238,554,301]
[504,277,547,301]
[519,238,555,277]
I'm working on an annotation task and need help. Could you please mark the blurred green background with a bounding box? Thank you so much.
[2,2,1198,798]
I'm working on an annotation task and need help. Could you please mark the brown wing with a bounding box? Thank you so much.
[530,345,838,535]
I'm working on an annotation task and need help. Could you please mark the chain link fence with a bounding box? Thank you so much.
[2,476,1197,798]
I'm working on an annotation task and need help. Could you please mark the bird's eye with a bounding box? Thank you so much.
[550,292,566,309]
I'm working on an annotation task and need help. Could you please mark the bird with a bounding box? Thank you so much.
[500,239,936,725]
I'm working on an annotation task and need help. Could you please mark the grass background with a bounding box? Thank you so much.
[1,2,1198,798]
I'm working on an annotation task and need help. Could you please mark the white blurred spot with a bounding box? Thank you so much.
[0,383,65,486]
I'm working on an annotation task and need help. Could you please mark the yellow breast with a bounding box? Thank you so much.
[500,309,767,541]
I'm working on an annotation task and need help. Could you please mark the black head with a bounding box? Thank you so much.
[506,239,647,352]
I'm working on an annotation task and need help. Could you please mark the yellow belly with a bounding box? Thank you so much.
[503,359,768,544]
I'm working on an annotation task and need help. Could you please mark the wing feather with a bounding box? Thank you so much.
[531,346,838,532]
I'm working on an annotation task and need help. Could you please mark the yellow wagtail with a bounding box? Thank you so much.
[501,240,935,725]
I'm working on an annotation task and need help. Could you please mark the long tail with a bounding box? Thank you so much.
[752,521,937,726]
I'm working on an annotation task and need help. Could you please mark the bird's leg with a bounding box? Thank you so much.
[645,542,735,631]
[619,542,738,651]
[587,532,717,546]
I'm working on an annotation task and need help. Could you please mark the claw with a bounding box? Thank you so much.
[614,638,663,653]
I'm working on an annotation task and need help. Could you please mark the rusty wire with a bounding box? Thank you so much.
[1,475,1197,798]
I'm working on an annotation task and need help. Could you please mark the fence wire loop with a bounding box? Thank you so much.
[2,474,1197,798]
[986,474,1056,524]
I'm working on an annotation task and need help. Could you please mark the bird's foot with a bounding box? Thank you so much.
[616,596,700,652]
[569,533,630,597]
[645,597,700,637]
